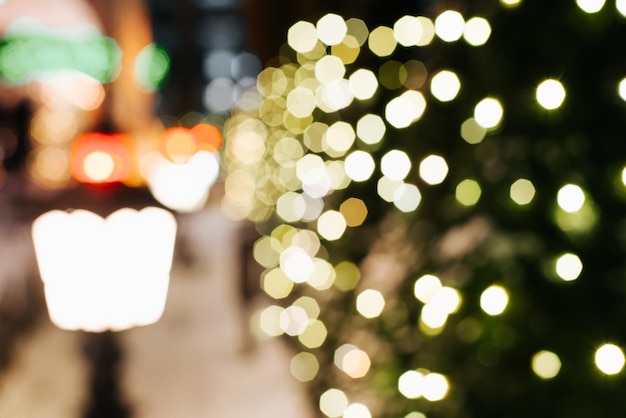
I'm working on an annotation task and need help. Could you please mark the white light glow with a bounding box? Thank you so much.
[474,97,503,129]
[419,155,449,185]
[381,150,412,180]
[430,70,461,102]
[398,370,424,399]
[536,79,566,110]
[557,184,585,212]
[343,403,371,418]
[280,246,315,283]
[595,343,625,375]
[555,253,583,281]
[421,373,449,401]
[480,285,509,316]
[463,17,491,46]
[576,0,605,13]
[344,150,375,182]
[142,151,220,213]
[317,13,348,46]
[31,207,177,332]
[435,10,465,42]
[532,350,562,379]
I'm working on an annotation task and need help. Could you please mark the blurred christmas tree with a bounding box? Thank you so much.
[224,0,626,417]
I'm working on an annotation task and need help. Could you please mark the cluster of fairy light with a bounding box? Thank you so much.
[222,1,626,416]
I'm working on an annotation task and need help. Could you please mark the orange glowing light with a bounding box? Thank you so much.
[160,123,223,163]
[191,123,223,152]
[70,132,135,183]
[161,127,197,163]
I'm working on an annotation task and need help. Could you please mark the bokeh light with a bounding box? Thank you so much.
[474,97,504,129]
[455,179,481,206]
[430,70,461,102]
[555,253,583,281]
[368,26,397,57]
[419,155,449,185]
[356,289,385,318]
[435,10,465,42]
[320,388,349,418]
[480,285,509,316]
[463,17,491,46]
[576,0,605,13]
[595,344,625,375]
[317,14,348,46]
[381,150,412,180]
[557,184,585,213]
[536,79,566,110]
[510,178,536,205]
[531,350,562,379]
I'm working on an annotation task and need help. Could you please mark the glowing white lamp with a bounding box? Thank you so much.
[142,150,220,213]
[31,207,177,332]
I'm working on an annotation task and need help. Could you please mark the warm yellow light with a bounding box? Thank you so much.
[83,151,115,182]
[532,350,562,379]
[500,0,522,6]
[287,86,317,117]
[259,305,284,336]
[510,178,536,205]
[261,268,294,299]
[315,55,346,84]
[416,17,436,46]
[291,352,319,382]
[460,118,487,144]
[455,179,481,206]
[317,210,347,240]
[320,388,348,418]
[480,285,509,316]
[340,198,368,227]
[368,26,397,57]
[298,319,328,348]
[536,79,566,110]
[595,343,625,375]
[288,20,318,53]
[555,253,583,281]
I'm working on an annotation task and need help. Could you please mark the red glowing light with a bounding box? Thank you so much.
[70,132,135,183]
